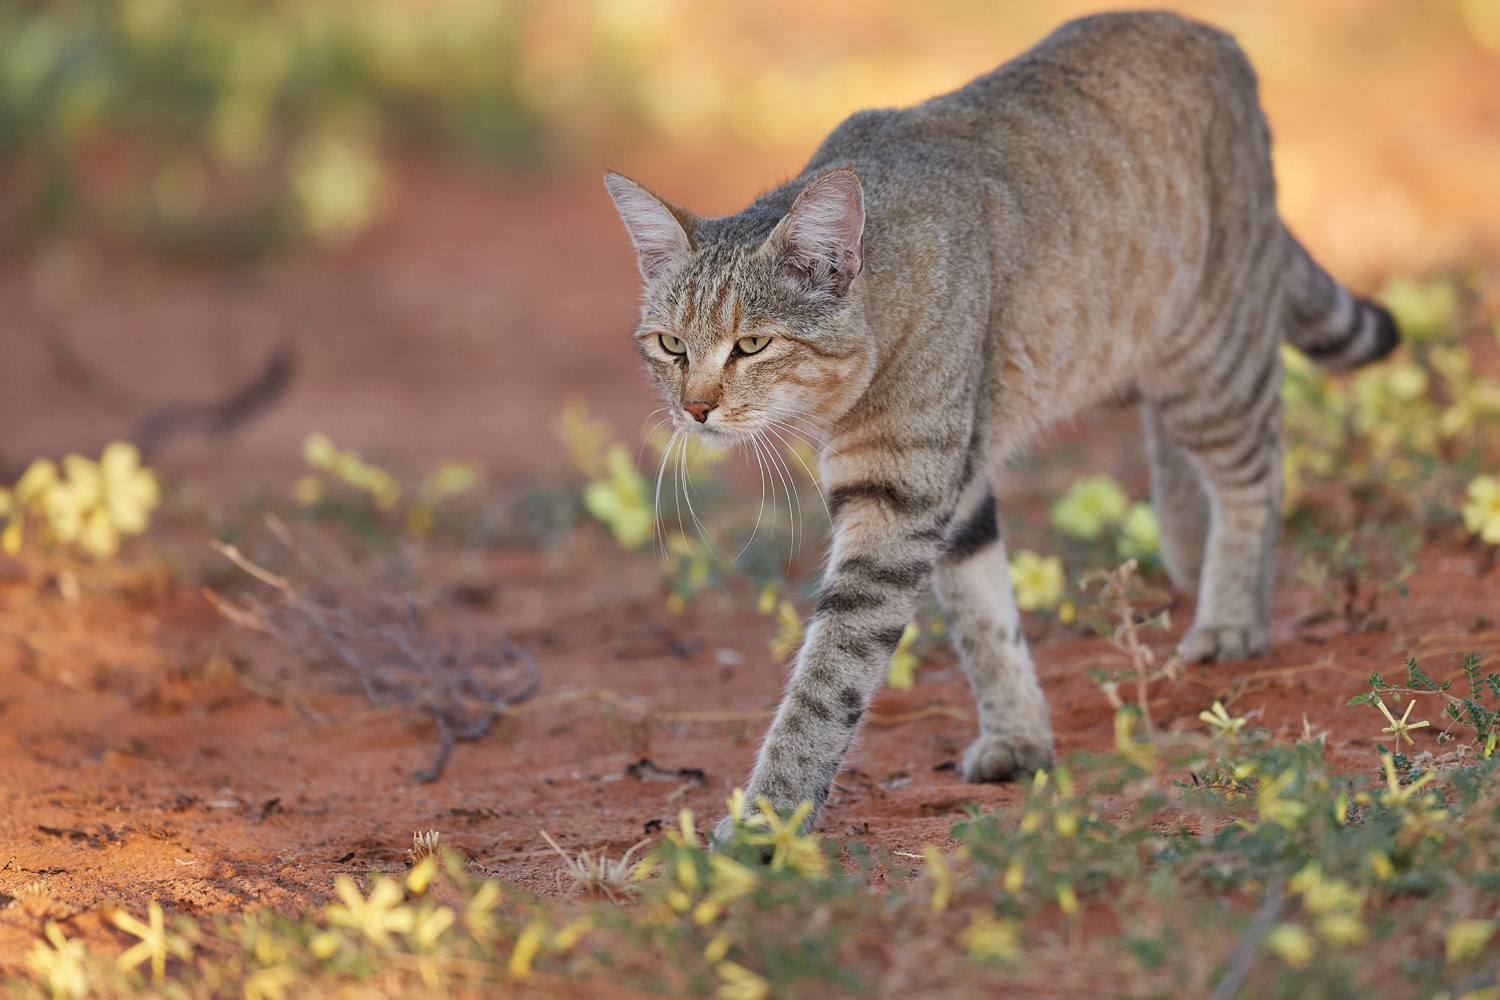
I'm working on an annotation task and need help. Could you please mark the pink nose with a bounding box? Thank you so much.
[683,401,715,423]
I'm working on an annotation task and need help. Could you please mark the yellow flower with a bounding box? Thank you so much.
[1375,697,1430,746]
[557,396,613,477]
[112,902,191,984]
[1314,912,1367,947]
[326,876,413,947]
[1008,550,1063,611]
[768,600,803,661]
[1199,701,1248,737]
[25,922,90,1000]
[921,846,952,913]
[714,960,770,1000]
[959,909,1020,962]
[703,932,732,964]
[747,796,825,876]
[1256,770,1307,830]
[1462,475,1500,545]
[582,444,653,549]
[1051,474,1129,540]
[886,621,921,690]
[1265,923,1315,967]
[1446,920,1495,963]
[1116,501,1159,558]
[0,488,20,556]
[508,921,542,979]
[99,441,160,537]
[1003,859,1025,894]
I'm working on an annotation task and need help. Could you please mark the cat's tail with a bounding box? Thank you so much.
[1282,230,1400,372]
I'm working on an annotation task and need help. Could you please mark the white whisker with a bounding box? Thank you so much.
[734,434,772,564]
[653,429,680,558]
[765,424,831,525]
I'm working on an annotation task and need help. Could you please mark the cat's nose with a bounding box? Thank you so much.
[682,401,716,423]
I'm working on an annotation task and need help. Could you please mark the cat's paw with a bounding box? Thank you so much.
[1177,623,1267,663]
[961,733,1054,783]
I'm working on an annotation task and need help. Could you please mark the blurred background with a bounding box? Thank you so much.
[2,0,1498,498]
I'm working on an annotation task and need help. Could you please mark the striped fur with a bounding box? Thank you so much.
[606,12,1400,835]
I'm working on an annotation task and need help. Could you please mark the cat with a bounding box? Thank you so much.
[604,10,1398,838]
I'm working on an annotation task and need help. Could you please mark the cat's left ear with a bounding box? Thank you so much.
[604,172,695,281]
[772,166,865,298]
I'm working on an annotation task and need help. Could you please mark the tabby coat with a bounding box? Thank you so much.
[605,11,1397,835]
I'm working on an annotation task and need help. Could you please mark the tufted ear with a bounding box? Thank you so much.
[773,167,864,297]
[604,172,694,281]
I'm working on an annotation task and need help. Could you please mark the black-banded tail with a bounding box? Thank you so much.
[1283,230,1400,372]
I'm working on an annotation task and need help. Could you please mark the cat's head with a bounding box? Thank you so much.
[605,168,875,450]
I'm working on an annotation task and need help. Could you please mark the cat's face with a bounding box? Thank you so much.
[607,169,874,451]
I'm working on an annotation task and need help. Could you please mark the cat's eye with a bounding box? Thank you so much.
[659,334,687,356]
[736,335,771,356]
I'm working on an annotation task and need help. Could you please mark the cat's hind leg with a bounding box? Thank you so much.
[1149,294,1285,663]
[1141,402,1211,591]
[934,484,1054,782]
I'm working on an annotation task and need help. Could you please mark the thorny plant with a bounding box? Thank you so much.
[1350,653,1500,770]
[206,514,539,782]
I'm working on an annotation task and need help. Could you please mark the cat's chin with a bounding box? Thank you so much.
[679,424,748,449]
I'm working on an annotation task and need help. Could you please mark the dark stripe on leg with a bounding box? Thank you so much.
[941,490,998,562]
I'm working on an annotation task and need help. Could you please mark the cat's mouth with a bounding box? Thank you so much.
[676,418,745,449]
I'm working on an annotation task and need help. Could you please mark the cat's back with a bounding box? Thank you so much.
[811,11,1262,183]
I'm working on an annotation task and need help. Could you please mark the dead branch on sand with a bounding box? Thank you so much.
[205,515,539,782]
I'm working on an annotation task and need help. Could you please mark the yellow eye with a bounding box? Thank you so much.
[659,334,687,356]
[736,335,771,356]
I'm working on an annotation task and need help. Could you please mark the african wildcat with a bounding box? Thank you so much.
[605,11,1397,836]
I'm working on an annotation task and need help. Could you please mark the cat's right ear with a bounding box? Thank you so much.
[604,172,693,281]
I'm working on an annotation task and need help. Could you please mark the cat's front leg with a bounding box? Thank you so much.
[715,473,954,841]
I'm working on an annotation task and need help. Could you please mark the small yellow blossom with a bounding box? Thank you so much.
[1199,701,1248,737]
[1375,697,1431,746]
[25,922,90,1000]
[583,444,653,549]
[748,796,825,876]
[112,902,191,984]
[886,622,921,689]
[1009,549,1064,611]
[1314,912,1367,947]
[715,960,771,1000]
[1265,923,1315,967]
[1446,920,1495,963]
[326,876,413,947]
[768,600,803,660]
[1256,770,1307,830]
[508,921,543,979]
[921,846,952,913]
[1051,474,1129,540]
[1003,859,1025,895]
[1117,501,1159,558]
[1462,475,1500,545]
[704,932,732,964]
[959,909,1021,963]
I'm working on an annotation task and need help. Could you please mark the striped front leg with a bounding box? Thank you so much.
[726,471,956,835]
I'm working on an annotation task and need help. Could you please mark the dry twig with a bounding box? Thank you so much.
[207,516,539,782]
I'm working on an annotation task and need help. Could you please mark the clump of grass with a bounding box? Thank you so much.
[543,827,654,905]
[540,830,649,904]
[409,830,443,862]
